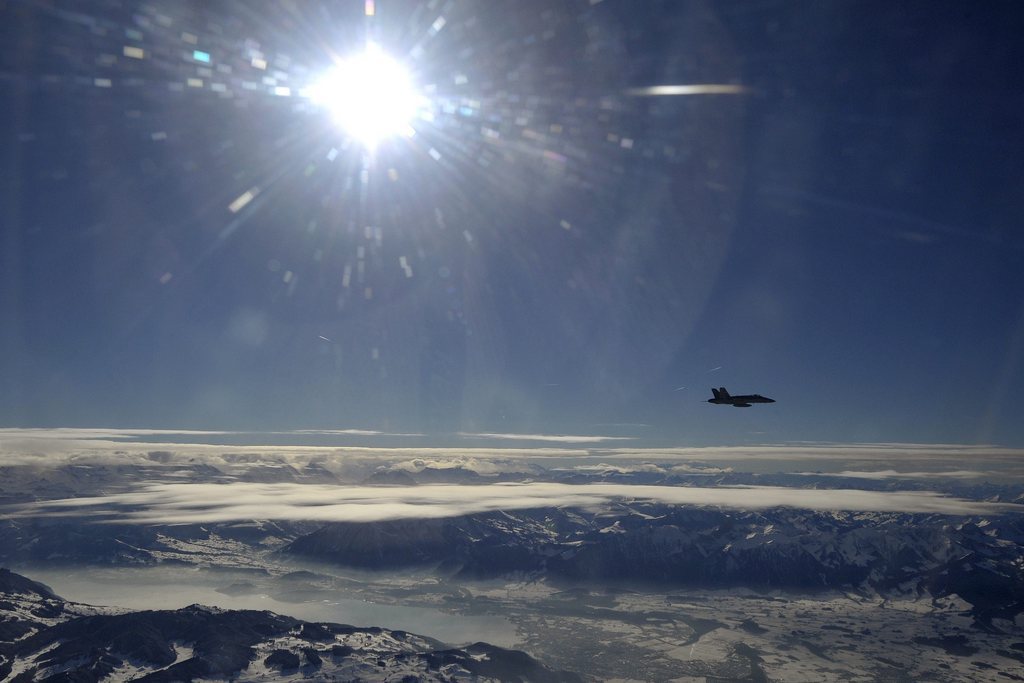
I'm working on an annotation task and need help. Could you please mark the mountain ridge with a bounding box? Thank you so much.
[0,568,582,682]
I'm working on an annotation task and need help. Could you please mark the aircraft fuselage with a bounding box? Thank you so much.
[708,387,775,407]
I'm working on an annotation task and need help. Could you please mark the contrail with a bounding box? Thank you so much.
[624,84,751,96]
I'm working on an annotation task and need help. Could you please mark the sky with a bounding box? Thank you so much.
[2,1,1023,445]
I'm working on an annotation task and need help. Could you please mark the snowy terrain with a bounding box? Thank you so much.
[2,438,1023,680]
[0,568,578,682]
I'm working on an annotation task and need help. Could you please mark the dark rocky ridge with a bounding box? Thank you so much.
[0,569,582,682]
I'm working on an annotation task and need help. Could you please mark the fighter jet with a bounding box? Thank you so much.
[708,387,775,407]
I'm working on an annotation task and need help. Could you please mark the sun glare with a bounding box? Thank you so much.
[308,45,420,148]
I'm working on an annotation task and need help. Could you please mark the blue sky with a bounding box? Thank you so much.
[1,1,1022,445]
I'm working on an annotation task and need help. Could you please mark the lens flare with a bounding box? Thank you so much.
[308,45,420,148]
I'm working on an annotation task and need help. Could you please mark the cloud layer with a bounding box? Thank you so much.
[796,470,995,480]
[3,429,1022,485]
[458,432,633,443]
[11,482,1019,524]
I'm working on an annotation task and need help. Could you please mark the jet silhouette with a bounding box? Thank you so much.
[708,387,775,408]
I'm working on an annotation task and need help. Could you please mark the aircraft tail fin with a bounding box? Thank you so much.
[718,387,730,398]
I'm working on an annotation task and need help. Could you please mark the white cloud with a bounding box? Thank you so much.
[458,432,632,443]
[3,429,1020,463]
[795,469,996,480]
[0,427,627,447]
[11,482,1019,524]
[287,429,421,436]
[0,427,236,441]
[2,431,1022,484]
[598,443,1024,461]
[561,463,668,474]
[557,463,730,475]
[0,444,590,471]
[669,463,733,474]
[385,457,537,475]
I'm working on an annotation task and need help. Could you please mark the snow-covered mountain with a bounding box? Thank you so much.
[284,505,1024,622]
[0,569,581,682]
[4,460,1023,630]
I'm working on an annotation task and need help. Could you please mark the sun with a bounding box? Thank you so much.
[308,45,421,148]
